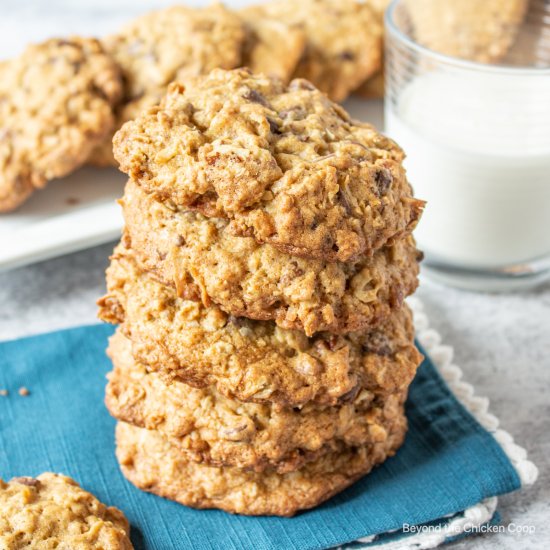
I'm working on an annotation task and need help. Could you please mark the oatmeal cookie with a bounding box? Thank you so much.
[88,4,246,166]
[106,329,414,472]
[354,71,385,99]
[98,249,421,406]
[120,180,421,336]
[116,412,406,517]
[239,8,306,82]
[0,473,132,549]
[114,70,424,262]
[367,0,392,14]
[353,0,390,98]
[257,0,383,102]
[406,0,528,63]
[0,37,123,212]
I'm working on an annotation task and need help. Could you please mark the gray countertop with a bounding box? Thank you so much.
[0,243,548,549]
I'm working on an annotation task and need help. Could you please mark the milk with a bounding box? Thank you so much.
[386,70,550,268]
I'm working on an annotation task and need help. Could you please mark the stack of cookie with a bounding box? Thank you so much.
[98,68,425,516]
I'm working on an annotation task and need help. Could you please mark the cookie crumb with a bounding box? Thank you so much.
[18,387,30,396]
[0,389,8,396]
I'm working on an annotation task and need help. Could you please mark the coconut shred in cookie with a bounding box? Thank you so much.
[386,70,550,269]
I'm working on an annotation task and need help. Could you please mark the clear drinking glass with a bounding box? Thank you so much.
[384,0,550,291]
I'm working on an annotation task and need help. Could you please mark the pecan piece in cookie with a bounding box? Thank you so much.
[0,38,122,212]
[114,69,424,262]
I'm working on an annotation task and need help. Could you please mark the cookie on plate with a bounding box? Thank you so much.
[366,0,393,15]
[120,180,421,336]
[0,38,123,212]
[257,0,383,102]
[114,69,424,262]
[98,248,421,406]
[353,0,391,98]
[88,4,246,166]
[239,8,306,82]
[106,329,416,472]
[116,412,406,517]
[354,71,385,99]
[0,473,132,549]
[406,0,528,63]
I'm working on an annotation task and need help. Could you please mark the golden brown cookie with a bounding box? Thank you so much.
[258,0,383,102]
[0,37,123,211]
[0,473,133,549]
[114,69,424,262]
[98,248,421,407]
[406,0,528,63]
[353,0,391,98]
[88,4,246,166]
[116,412,406,517]
[239,7,306,82]
[106,329,415,472]
[119,180,421,337]
[367,0,392,15]
[354,71,385,99]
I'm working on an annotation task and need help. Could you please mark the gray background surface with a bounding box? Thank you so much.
[1,0,549,547]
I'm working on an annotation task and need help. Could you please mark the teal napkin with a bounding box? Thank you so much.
[0,323,531,549]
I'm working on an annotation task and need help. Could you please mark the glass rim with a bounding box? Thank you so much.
[385,0,550,76]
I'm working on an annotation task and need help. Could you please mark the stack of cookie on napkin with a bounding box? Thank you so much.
[98,68,425,516]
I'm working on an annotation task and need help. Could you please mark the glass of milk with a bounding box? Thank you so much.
[384,0,550,291]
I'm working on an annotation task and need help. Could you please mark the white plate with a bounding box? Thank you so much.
[0,99,383,272]
[0,168,126,272]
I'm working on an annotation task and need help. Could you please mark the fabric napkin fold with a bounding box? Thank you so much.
[0,299,537,550]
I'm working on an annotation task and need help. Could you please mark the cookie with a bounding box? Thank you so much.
[0,37,123,212]
[114,69,424,262]
[354,71,385,99]
[88,4,246,166]
[106,329,415,472]
[0,473,132,549]
[239,8,306,82]
[406,0,528,63]
[353,0,390,98]
[366,0,392,15]
[116,407,406,517]
[98,248,421,407]
[258,0,383,102]
[119,180,421,336]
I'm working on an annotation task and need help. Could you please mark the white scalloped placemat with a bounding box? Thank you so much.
[350,297,538,549]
